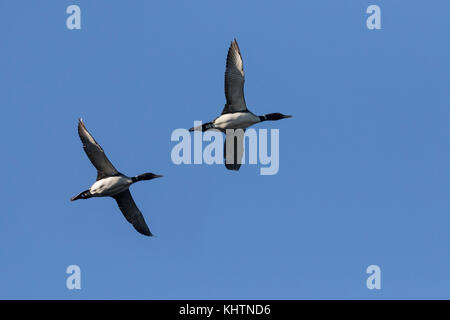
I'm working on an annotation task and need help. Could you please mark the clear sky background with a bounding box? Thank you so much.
[1,0,449,299]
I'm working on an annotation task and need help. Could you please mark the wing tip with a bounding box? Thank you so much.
[134,222,153,237]
[140,228,153,237]
[226,38,243,70]
[77,118,86,131]
[225,163,242,171]
[231,38,241,53]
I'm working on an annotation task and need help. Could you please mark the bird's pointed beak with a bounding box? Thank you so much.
[283,115,293,119]
[154,174,163,179]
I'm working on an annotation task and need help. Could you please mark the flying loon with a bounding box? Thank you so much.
[70,119,162,236]
[189,39,292,170]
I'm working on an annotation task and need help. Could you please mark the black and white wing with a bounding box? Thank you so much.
[224,129,245,171]
[113,190,152,236]
[77,119,119,181]
[222,39,247,114]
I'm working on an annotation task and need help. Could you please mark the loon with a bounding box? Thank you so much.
[70,119,162,236]
[189,39,292,170]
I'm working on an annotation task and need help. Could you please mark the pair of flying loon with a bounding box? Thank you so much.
[71,39,292,236]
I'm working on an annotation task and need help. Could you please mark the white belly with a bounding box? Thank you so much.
[213,112,260,130]
[90,176,131,197]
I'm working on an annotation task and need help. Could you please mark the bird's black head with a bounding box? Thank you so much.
[133,173,163,182]
[264,113,293,121]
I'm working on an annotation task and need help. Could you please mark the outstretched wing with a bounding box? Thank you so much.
[77,119,119,180]
[113,190,152,236]
[222,39,247,114]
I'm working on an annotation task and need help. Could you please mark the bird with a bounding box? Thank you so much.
[70,119,162,236]
[189,39,292,170]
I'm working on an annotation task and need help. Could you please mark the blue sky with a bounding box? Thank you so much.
[1,0,450,299]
